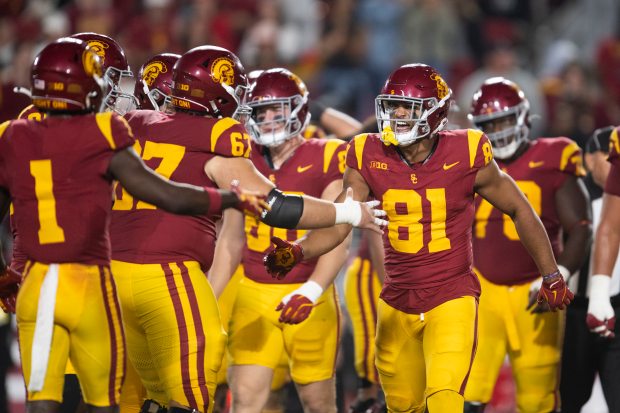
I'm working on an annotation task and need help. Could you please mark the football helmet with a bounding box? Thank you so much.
[469,77,530,159]
[133,53,180,111]
[30,37,106,113]
[247,68,310,147]
[170,45,250,120]
[70,32,134,114]
[376,64,451,146]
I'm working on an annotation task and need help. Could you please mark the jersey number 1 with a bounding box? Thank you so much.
[30,160,66,244]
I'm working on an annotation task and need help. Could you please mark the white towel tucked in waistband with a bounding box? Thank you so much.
[28,263,59,392]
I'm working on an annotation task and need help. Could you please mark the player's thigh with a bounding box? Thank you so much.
[343,257,381,384]
[112,260,165,402]
[510,284,564,413]
[119,360,147,413]
[227,277,289,370]
[423,296,478,397]
[465,273,510,402]
[284,285,341,385]
[375,299,426,412]
[215,265,244,386]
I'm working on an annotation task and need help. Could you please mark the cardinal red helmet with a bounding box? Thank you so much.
[376,63,452,146]
[30,37,106,113]
[133,53,180,110]
[246,68,310,147]
[170,45,250,119]
[70,32,134,114]
[469,77,530,159]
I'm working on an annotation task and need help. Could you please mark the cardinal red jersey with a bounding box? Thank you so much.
[606,126,620,196]
[8,105,47,272]
[110,110,251,270]
[474,137,585,285]
[242,138,347,284]
[346,129,493,313]
[0,112,134,265]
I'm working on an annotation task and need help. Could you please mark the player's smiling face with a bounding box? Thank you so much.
[254,103,289,134]
[383,100,420,134]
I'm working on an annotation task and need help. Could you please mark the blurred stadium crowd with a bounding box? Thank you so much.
[1,0,620,412]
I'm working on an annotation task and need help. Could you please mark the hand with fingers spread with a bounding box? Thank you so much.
[334,187,387,234]
[536,269,574,311]
[275,280,323,324]
[0,267,22,313]
[586,274,616,339]
[230,180,271,218]
[264,236,304,280]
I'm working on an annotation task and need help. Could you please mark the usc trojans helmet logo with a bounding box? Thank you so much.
[142,61,168,86]
[211,57,235,86]
[84,40,109,65]
[430,73,449,99]
[82,48,103,77]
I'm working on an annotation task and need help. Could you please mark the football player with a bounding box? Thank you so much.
[132,53,180,111]
[109,50,385,413]
[263,63,573,412]
[589,124,620,340]
[561,126,620,412]
[209,67,351,413]
[12,32,138,413]
[0,37,267,413]
[463,77,591,412]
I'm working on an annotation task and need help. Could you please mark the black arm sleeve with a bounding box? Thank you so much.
[261,188,304,229]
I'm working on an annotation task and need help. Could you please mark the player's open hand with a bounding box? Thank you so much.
[275,280,323,324]
[341,187,387,234]
[230,180,270,218]
[263,236,304,280]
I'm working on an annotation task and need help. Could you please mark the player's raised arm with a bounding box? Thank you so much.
[263,166,383,280]
[205,155,385,231]
[109,146,267,217]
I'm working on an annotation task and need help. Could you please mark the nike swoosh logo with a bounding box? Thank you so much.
[528,161,544,168]
[443,161,459,170]
[297,164,313,173]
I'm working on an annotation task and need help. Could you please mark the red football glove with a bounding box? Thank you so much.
[276,295,314,324]
[275,280,323,324]
[263,236,304,280]
[230,180,270,219]
[0,267,22,313]
[537,270,574,311]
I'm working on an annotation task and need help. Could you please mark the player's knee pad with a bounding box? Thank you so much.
[463,401,486,413]
[140,399,167,413]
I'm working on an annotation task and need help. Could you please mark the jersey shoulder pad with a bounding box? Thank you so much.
[320,138,347,175]
[346,133,376,171]
[537,137,585,176]
[94,112,135,151]
[460,129,493,169]
[0,120,11,140]
[208,118,251,158]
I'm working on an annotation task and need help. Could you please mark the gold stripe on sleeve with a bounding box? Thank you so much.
[323,139,343,173]
[467,129,484,168]
[354,134,368,171]
[95,112,116,149]
[211,118,239,153]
